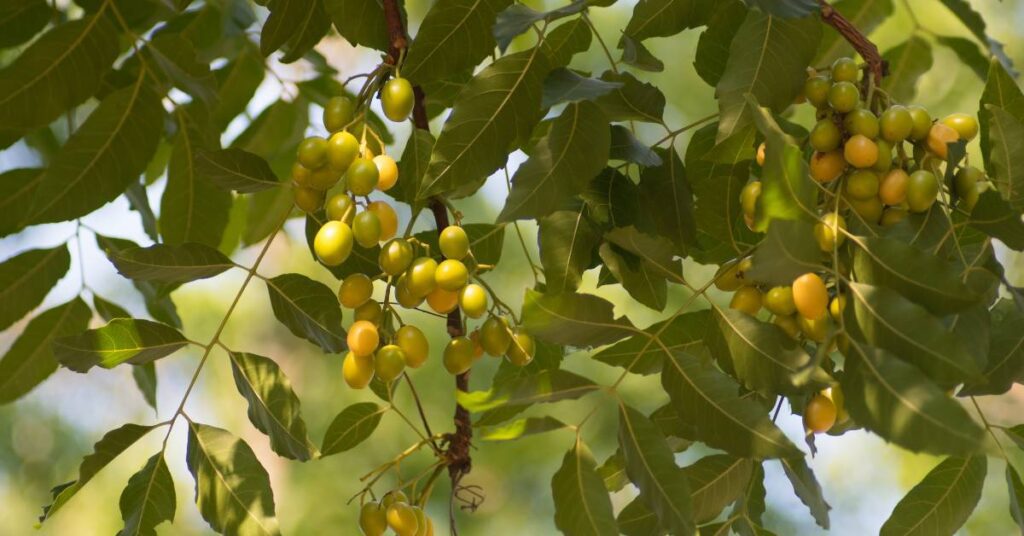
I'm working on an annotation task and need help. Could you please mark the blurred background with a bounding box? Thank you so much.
[1,0,1023,534]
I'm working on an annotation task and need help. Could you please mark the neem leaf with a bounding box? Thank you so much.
[0,298,91,404]
[55,319,189,372]
[551,438,618,536]
[110,243,234,284]
[880,455,986,536]
[229,352,317,461]
[0,245,70,331]
[265,273,347,353]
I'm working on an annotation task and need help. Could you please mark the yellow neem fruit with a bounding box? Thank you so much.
[347,320,379,357]
[343,352,374,389]
[444,337,476,375]
[793,273,828,320]
[764,286,796,316]
[459,284,488,318]
[314,221,354,266]
[814,213,846,252]
[435,259,469,291]
[926,122,960,160]
[804,392,837,434]
[506,331,536,366]
[359,502,388,536]
[373,155,399,191]
[395,325,429,368]
[339,273,374,309]
[729,286,762,316]
[426,287,459,314]
[386,502,419,536]
[366,201,399,241]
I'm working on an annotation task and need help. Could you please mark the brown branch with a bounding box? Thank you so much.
[380,0,474,528]
[818,0,887,84]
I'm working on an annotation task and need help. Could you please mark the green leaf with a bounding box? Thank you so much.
[321,402,386,456]
[708,307,829,396]
[744,0,818,17]
[125,180,160,242]
[984,104,1024,212]
[593,310,710,375]
[261,0,319,57]
[661,351,802,459]
[493,2,585,53]
[0,168,43,237]
[110,243,234,284]
[457,369,599,413]
[687,123,758,264]
[852,235,979,314]
[778,457,830,529]
[28,77,163,225]
[541,68,624,109]
[95,234,182,328]
[605,225,684,285]
[980,58,1024,175]
[265,273,347,353]
[593,71,666,123]
[845,282,983,386]
[715,11,821,142]
[419,47,550,199]
[693,0,747,86]
[478,416,568,441]
[196,148,281,193]
[623,0,712,42]
[729,462,768,534]
[881,36,934,103]
[840,338,987,456]
[636,147,695,253]
[186,422,280,536]
[137,33,219,108]
[132,363,159,412]
[619,34,664,73]
[1009,465,1024,533]
[42,423,157,521]
[161,124,232,248]
[390,129,434,207]
[938,0,1015,76]
[0,0,53,49]
[747,219,820,285]
[584,167,641,228]
[961,300,1024,395]
[229,352,317,461]
[748,97,816,230]
[815,0,893,65]
[685,455,754,523]
[538,206,601,293]
[0,14,120,147]
[618,404,695,535]
[598,242,668,311]
[323,0,387,50]
[610,125,663,167]
[0,298,91,404]
[413,223,506,266]
[0,245,70,331]
[55,318,189,372]
[118,453,176,536]
[880,456,986,536]
[936,36,988,81]
[542,17,592,67]
[521,290,636,347]
[499,101,609,222]
[403,0,511,85]
[551,438,618,536]
[212,44,265,131]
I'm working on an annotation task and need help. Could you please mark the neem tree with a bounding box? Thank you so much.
[1,0,1023,534]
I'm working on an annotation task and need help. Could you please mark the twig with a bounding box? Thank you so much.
[817,0,887,85]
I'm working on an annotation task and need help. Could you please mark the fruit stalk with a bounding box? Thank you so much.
[381,0,474,505]
[817,0,886,84]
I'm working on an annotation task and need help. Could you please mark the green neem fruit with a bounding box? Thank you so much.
[347,157,380,196]
[505,331,536,366]
[844,170,880,200]
[828,81,859,113]
[353,210,382,248]
[308,165,342,191]
[879,105,913,143]
[843,108,879,139]
[297,136,329,169]
[323,96,355,133]
[764,286,796,316]
[395,325,429,368]
[395,275,424,309]
[443,337,476,375]
[382,78,415,122]
[831,57,859,83]
[339,273,374,309]
[804,75,831,108]
[872,139,893,173]
[480,316,512,356]
[955,166,985,210]
[906,170,939,213]
[438,225,470,260]
[326,193,356,224]
[378,239,413,276]
[406,257,438,297]
[328,131,360,172]
[810,119,842,152]
[907,105,932,141]
[294,186,324,213]
[374,344,407,383]
[359,502,388,536]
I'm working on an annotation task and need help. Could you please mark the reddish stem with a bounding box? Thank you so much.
[818,0,887,84]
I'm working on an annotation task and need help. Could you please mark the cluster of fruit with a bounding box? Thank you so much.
[724,56,988,435]
[358,491,434,536]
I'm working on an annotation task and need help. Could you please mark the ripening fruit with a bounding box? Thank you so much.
[353,210,383,248]
[872,139,893,173]
[412,507,429,536]
[774,315,801,339]
[426,287,459,314]
[764,286,796,316]
[955,166,984,210]
[328,131,360,172]
[844,108,879,139]
[375,345,407,383]
[844,170,880,200]
[326,193,356,224]
[339,273,374,309]
[468,330,485,360]
[804,392,837,434]
[941,113,979,141]
[314,221,354,266]
[439,226,470,260]
[382,492,408,508]
[740,181,761,218]
[805,76,831,108]
[309,165,342,190]
[348,320,379,357]
[714,259,745,291]
[343,352,375,389]
[294,186,325,212]
[395,276,424,309]
[828,81,859,113]
[829,294,846,320]
[354,300,382,324]
[809,150,846,183]
[406,257,439,297]
[347,157,380,196]
[729,286,762,316]
[793,273,828,320]
[810,119,842,152]
[324,96,355,133]
[906,170,939,213]
[480,317,513,356]
[844,135,878,168]
[386,502,419,536]
[360,502,389,536]
[878,169,909,206]
[379,239,414,276]
[395,325,429,368]
[846,196,883,223]
[459,284,488,318]
[831,57,859,82]
[880,207,909,227]
[506,331,536,366]
[297,136,329,169]
[756,142,766,166]
[814,213,846,252]
[444,337,476,375]
[382,78,415,122]
[926,122,960,160]
[435,259,469,291]
[906,105,932,141]
[366,201,398,241]
[373,155,399,191]
[880,105,913,143]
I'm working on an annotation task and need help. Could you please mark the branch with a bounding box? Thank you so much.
[380,0,474,524]
[818,0,887,84]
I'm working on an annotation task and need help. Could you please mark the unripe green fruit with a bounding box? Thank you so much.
[844,170,880,200]
[386,502,419,536]
[907,105,932,141]
[324,96,355,133]
[395,275,424,309]
[382,492,408,508]
[906,170,939,213]
[339,273,374,309]
[353,210,382,248]
[347,157,380,196]
[354,300,382,324]
[506,331,536,366]
[294,186,324,213]
[480,317,513,356]
[831,57,859,83]
[730,286,762,316]
[439,226,470,260]
[444,337,476,375]
[810,119,841,152]
[406,257,439,297]
[395,325,429,368]
[846,195,884,223]
[374,345,406,383]
[955,166,985,211]
[873,139,893,173]
[382,78,415,122]
[297,136,329,169]
[308,165,342,190]
[804,76,831,108]
[379,239,413,276]
[360,502,388,536]
[764,287,796,316]
[843,108,879,139]
[326,193,356,224]
[328,131,360,172]
[880,105,913,143]
[314,221,353,266]
[814,212,846,252]
[828,81,859,113]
